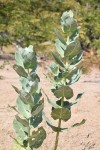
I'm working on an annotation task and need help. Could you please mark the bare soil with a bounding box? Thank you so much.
[0,60,100,150]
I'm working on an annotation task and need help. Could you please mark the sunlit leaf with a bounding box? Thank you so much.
[15,49,24,67]
[13,119,28,141]
[49,62,59,76]
[17,97,31,119]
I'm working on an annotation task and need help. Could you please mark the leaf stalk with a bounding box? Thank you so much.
[54,97,64,150]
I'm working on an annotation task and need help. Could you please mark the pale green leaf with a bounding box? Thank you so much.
[55,39,64,57]
[68,69,82,85]
[15,49,24,67]
[31,99,44,116]
[29,79,38,94]
[17,97,31,118]
[49,62,59,76]
[13,119,28,141]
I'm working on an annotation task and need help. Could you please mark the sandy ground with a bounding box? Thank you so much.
[0,60,100,150]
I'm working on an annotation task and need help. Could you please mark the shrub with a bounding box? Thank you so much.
[13,10,85,150]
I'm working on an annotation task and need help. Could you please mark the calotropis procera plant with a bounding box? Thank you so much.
[43,10,86,150]
[13,45,46,150]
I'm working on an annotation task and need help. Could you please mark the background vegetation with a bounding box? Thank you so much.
[0,0,100,56]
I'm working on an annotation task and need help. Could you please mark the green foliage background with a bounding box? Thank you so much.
[0,0,100,54]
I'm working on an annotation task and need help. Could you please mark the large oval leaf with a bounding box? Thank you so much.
[53,85,73,99]
[29,127,46,148]
[51,107,71,121]
[30,112,42,128]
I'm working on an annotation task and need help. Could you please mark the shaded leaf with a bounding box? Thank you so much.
[33,92,42,104]
[15,115,29,127]
[29,79,38,94]
[72,93,84,106]
[51,107,71,121]
[30,112,42,128]
[12,85,20,94]
[13,64,28,78]
[29,127,46,148]
[54,28,66,45]
[8,104,18,113]
[72,119,86,127]
[43,112,61,132]
[28,72,40,82]
[53,85,73,99]
[31,99,44,116]
[70,51,83,65]
[52,52,65,68]
[56,99,71,110]
[42,89,61,109]
[43,112,85,132]
[20,90,34,106]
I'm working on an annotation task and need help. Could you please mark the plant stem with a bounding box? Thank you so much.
[53,97,64,150]
[27,68,31,149]
[28,69,30,74]
[27,119,31,149]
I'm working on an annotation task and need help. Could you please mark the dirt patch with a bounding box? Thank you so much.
[0,61,100,150]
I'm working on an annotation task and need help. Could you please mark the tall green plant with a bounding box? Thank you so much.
[43,10,86,150]
[13,10,86,150]
[13,45,46,150]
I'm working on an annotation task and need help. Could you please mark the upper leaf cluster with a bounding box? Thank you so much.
[45,10,85,131]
